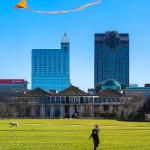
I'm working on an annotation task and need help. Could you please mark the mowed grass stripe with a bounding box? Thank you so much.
[0,119,150,150]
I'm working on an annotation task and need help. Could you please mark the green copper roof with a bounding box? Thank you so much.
[103,79,121,87]
[102,79,121,91]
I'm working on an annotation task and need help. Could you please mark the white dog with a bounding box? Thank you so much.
[9,122,19,127]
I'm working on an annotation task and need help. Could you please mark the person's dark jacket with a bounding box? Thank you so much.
[89,128,100,146]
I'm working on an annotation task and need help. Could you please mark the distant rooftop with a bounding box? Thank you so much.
[126,87,150,91]
[95,31,129,41]
[24,88,50,97]
[0,79,27,84]
[58,86,89,96]
[97,89,124,98]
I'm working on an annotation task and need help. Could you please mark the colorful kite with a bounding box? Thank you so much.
[14,0,101,14]
[15,0,27,9]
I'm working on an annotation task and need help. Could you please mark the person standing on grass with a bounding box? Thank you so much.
[89,124,100,150]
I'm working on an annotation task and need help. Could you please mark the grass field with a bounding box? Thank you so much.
[0,119,150,150]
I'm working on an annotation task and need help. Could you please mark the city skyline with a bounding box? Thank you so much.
[0,0,150,91]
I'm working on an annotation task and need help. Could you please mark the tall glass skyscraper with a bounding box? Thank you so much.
[32,33,70,92]
[94,31,129,88]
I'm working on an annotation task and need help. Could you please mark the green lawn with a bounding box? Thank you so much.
[0,119,150,150]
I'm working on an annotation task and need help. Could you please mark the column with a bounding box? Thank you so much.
[80,105,84,118]
[109,105,114,113]
[40,105,45,118]
[99,105,104,113]
[60,105,65,118]
[90,105,94,118]
[69,105,75,117]
[31,106,36,117]
[50,105,54,118]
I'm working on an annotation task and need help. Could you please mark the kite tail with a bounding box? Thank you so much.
[27,0,101,14]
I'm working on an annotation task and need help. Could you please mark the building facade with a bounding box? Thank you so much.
[94,31,129,88]
[0,79,28,90]
[2,85,149,121]
[0,85,150,120]
[5,86,129,119]
[32,33,70,92]
[126,87,150,98]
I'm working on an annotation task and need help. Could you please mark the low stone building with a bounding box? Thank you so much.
[7,86,131,119]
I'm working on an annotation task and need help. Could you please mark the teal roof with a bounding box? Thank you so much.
[126,87,150,91]
[102,79,121,91]
[103,79,121,87]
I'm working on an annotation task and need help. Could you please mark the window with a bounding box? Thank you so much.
[66,97,69,103]
[56,97,60,104]
[61,97,65,103]
[51,97,55,104]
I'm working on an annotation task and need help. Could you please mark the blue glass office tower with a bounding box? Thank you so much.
[94,31,129,88]
[32,33,70,92]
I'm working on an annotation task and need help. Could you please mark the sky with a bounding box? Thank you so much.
[0,0,150,91]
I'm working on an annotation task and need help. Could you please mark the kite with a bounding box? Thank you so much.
[14,0,101,14]
[15,0,27,9]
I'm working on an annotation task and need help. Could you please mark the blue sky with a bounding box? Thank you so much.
[0,0,150,91]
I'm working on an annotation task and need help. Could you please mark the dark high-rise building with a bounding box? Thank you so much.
[94,31,129,88]
[32,33,70,92]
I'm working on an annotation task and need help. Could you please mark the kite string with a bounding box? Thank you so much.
[28,0,101,14]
